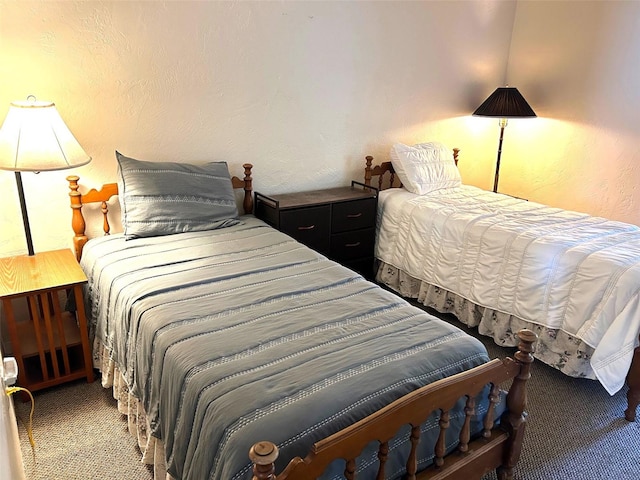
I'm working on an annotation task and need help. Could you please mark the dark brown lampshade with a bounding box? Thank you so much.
[473,87,536,118]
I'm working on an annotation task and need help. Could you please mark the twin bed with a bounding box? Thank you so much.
[364,141,640,423]
[66,153,536,480]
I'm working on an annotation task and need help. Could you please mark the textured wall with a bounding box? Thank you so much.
[3,1,639,259]
[499,1,640,223]
[0,0,516,256]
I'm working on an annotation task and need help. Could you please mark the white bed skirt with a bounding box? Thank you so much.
[376,261,597,381]
[94,343,175,480]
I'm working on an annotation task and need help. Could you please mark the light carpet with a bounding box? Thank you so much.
[12,310,640,479]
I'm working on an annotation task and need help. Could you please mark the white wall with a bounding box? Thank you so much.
[499,0,640,223]
[3,0,640,259]
[0,0,516,257]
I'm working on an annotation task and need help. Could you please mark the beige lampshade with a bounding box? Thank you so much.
[0,98,91,172]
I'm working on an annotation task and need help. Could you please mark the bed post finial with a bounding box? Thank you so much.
[453,148,460,166]
[364,155,374,187]
[497,329,537,480]
[249,441,279,480]
[67,175,88,261]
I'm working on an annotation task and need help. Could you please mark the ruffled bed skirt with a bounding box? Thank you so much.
[94,344,174,480]
[376,261,597,380]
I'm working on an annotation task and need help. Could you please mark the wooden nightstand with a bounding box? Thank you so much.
[255,181,378,278]
[0,249,94,392]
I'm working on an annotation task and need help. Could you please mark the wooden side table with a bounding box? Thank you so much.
[0,249,94,392]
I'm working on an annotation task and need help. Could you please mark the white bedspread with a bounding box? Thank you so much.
[376,186,640,395]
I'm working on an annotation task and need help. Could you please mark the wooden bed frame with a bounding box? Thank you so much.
[363,149,460,191]
[66,164,254,261]
[363,152,640,424]
[250,330,536,480]
[66,164,538,480]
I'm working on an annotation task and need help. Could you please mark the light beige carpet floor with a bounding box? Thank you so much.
[14,378,153,480]
[11,310,640,479]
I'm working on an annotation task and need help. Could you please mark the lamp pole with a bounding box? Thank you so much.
[14,171,35,256]
[493,118,508,193]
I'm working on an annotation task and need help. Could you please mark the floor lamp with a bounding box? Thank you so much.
[0,97,91,256]
[472,87,536,193]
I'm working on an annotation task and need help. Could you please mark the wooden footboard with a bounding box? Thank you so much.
[250,329,537,480]
[66,164,254,261]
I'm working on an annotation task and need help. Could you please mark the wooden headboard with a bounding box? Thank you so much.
[363,148,460,191]
[66,163,254,261]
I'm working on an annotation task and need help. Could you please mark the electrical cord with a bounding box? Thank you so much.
[5,386,36,450]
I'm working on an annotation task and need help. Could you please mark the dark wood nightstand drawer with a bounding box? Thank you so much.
[280,205,330,253]
[330,228,375,261]
[331,198,377,233]
[254,184,378,278]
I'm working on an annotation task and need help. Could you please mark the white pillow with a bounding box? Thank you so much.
[390,142,461,195]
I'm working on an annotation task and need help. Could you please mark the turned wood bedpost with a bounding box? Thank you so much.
[453,148,460,166]
[497,329,537,480]
[67,175,88,262]
[242,163,254,215]
[624,334,640,421]
[364,155,374,187]
[249,441,279,480]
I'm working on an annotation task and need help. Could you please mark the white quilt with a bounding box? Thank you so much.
[376,185,640,395]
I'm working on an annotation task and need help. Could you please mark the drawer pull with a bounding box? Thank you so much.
[345,242,361,248]
[298,225,315,231]
[347,213,363,218]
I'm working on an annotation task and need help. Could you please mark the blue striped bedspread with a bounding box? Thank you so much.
[80,216,492,480]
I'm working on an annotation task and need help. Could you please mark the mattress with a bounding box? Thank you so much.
[81,216,492,480]
[375,186,640,395]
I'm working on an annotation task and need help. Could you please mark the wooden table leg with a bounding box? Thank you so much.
[73,284,94,384]
[625,341,640,422]
[2,298,26,387]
